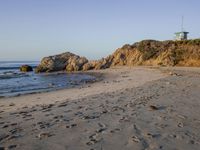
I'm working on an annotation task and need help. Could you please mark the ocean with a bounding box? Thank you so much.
[0,61,96,97]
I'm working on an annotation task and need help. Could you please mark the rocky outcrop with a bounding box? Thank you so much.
[20,65,33,72]
[36,39,200,73]
[91,39,200,68]
[35,52,88,73]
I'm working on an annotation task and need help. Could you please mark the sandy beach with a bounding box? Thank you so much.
[0,66,200,150]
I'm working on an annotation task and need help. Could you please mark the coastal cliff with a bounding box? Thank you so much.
[36,39,200,72]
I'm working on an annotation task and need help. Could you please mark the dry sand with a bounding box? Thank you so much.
[0,66,200,150]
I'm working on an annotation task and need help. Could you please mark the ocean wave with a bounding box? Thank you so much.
[0,67,22,70]
[0,66,37,70]
[0,61,38,70]
[0,71,30,79]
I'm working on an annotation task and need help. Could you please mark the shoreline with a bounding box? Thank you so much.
[1,66,200,149]
[0,71,104,99]
[1,65,199,99]
[0,67,166,113]
[0,70,103,99]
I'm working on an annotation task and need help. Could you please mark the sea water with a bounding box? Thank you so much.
[0,61,96,97]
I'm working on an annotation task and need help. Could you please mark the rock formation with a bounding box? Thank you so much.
[36,39,200,73]
[35,52,88,73]
[20,65,33,72]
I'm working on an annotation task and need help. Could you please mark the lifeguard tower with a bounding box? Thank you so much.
[175,16,189,41]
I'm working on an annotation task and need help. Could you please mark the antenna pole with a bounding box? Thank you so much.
[181,16,184,32]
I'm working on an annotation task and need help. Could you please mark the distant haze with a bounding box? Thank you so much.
[0,0,200,61]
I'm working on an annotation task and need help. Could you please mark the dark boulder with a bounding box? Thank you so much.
[20,65,33,72]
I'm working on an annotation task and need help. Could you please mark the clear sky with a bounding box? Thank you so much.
[0,0,199,61]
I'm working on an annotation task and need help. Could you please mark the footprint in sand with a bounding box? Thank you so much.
[9,103,15,107]
[86,133,101,146]
[2,124,9,128]
[7,134,22,141]
[96,128,106,133]
[145,133,161,138]
[53,115,64,119]
[9,127,22,134]
[7,145,17,149]
[110,128,121,133]
[10,123,18,126]
[177,122,184,128]
[0,134,9,142]
[37,132,54,139]
[149,105,159,111]
[0,122,5,125]
[131,135,140,143]
[119,116,130,122]
[82,115,100,120]
[132,124,150,149]
[65,123,77,129]
[57,103,68,107]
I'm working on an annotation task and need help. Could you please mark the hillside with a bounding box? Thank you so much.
[36,39,200,72]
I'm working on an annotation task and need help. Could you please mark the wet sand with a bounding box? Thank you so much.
[0,66,200,150]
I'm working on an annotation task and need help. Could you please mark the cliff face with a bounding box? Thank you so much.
[35,39,200,72]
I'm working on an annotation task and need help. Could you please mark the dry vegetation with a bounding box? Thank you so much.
[104,39,200,67]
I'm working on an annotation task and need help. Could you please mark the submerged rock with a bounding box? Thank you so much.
[20,65,33,72]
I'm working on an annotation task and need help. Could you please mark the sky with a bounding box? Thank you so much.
[0,0,200,61]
